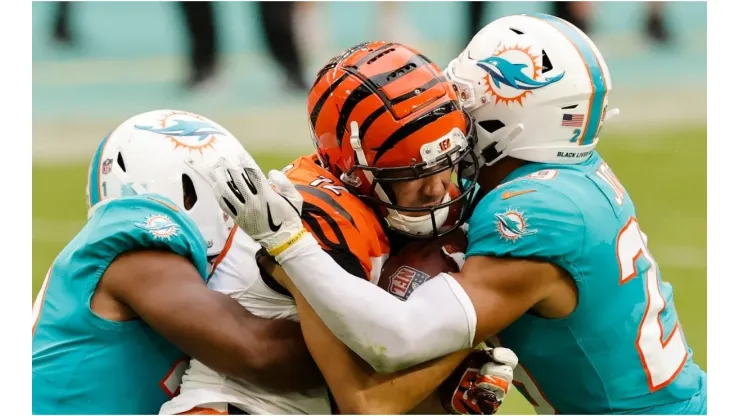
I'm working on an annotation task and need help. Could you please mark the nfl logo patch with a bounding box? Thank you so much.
[102,158,113,175]
[387,266,430,301]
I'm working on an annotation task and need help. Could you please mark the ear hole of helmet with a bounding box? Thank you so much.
[478,119,505,134]
[477,119,505,163]
[541,50,554,73]
[182,174,197,211]
[117,152,127,172]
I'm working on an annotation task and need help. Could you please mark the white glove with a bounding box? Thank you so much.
[208,153,307,256]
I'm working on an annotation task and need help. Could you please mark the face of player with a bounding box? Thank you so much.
[389,169,452,217]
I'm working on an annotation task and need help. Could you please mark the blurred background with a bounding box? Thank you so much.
[32,2,706,413]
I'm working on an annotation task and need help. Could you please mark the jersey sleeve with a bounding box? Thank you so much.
[296,185,372,280]
[84,195,209,280]
[466,180,586,262]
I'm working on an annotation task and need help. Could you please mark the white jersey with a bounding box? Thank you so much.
[159,228,331,415]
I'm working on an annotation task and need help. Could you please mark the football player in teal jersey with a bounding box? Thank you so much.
[204,14,707,415]
[32,110,322,414]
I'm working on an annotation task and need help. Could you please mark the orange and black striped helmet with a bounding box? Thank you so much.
[307,41,480,238]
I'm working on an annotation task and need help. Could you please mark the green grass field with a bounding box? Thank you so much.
[32,126,706,414]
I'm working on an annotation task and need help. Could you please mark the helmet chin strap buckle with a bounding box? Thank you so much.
[340,172,362,188]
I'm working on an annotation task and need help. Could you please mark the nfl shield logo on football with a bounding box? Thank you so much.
[387,266,430,301]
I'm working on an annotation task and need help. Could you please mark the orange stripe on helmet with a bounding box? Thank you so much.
[370,99,462,166]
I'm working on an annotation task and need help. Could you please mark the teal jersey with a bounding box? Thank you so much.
[32,195,209,414]
[466,152,706,414]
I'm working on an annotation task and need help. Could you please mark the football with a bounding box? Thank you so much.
[377,227,467,302]
[377,227,478,413]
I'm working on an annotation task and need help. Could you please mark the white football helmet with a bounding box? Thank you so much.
[85,109,246,258]
[445,13,619,168]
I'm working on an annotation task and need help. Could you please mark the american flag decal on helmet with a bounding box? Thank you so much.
[561,114,585,127]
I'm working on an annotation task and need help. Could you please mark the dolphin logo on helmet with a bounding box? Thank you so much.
[135,119,224,142]
[476,56,564,91]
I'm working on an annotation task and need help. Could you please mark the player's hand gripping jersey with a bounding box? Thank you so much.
[466,152,706,414]
[32,195,208,415]
[161,155,390,415]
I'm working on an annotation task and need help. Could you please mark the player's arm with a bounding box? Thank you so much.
[274,185,581,372]
[284,196,465,411]
[262,259,468,414]
[260,199,502,415]
[295,287,469,414]
[275,236,476,372]
[454,255,566,341]
[101,249,323,392]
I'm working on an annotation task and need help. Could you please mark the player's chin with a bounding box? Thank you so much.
[397,201,445,217]
[397,210,431,218]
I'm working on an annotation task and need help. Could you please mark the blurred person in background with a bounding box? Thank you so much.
[645,2,671,44]
[179,1,307,91]
[52,1,73,45]
[551,1,592,33]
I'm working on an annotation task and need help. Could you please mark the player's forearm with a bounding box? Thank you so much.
[354,350,469,414]
[407,392,448,414]
[276,235,477,372]
[191,293,325,391]
[294,290,468,414]
[126,275,322,391]
[186,299,323,391]
[237,315,324,392]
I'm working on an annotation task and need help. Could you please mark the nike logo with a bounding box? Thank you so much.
[501,189,536,200]
[267,204,282,232]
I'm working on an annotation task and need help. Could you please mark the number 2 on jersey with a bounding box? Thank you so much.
[616,218,688,392]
